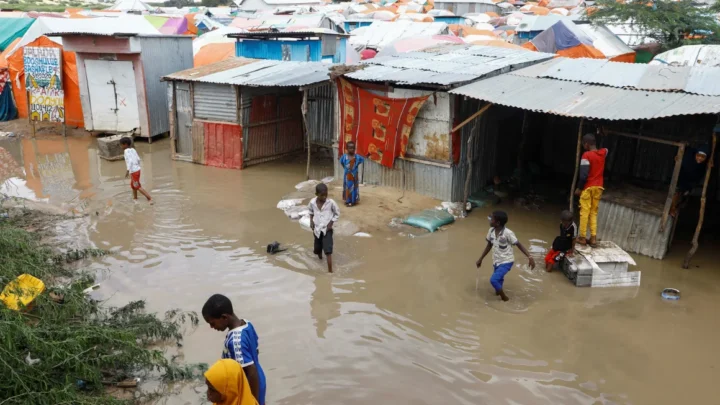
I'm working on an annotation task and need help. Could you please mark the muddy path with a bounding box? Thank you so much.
[1,132,719,404]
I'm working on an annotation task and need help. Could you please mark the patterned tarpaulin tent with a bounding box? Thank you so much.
[159,18,188,35]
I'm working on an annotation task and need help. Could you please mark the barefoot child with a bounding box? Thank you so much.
[476,211,535,301]
[340,141,365,207]
[309,183,339,273]
[120,137,153,204]
[544,210,577,272]
[202,294,266,405]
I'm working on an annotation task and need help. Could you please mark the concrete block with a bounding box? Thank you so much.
[596,261,629,274]
[97,134,127,161]
[591,271,641,287]
[575,275,593,287]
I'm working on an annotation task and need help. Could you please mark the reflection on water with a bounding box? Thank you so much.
[1,136,720,404]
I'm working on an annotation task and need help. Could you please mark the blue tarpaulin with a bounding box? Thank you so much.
[0,18,35,51]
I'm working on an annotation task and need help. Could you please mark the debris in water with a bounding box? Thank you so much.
[284,206,309,220]
[295,180,320,190]
[0,132,15,137]
[82,284,101,294]
[661,288,680,300]
[266,242,286,254]
[353,232,371,238]
[277,199,304,210]
[299,215,312,229]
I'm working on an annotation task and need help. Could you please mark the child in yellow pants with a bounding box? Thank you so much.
[575,134,608,247]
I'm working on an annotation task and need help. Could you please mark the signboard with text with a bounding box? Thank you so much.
[23,46,64,123]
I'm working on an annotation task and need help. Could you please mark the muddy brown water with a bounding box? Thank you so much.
[2,135,720,404]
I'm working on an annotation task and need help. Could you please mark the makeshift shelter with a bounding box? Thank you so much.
[236,0,324,12]
[450,58,720,264]
[349,20,450,51]
[7,36,85,128]
[0,18,34,51]
[193,26,245,55]
[337,44,554,200]
[162,58,333,169]
[107,0,155,12]
[523,20,635,62]
[432,0,502,15]
[194,43,236,66]
[230,31,349,63]
[651,45,720,67]
[51,33,193,140]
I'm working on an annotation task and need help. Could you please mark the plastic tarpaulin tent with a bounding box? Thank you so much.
[0,18,34,51]
[8,36,84,128]
[160,18,188,35]
[523,20,605,59]
[194,43,235,67]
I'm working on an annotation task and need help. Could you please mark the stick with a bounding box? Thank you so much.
[462,119,480,216]
[569,118,584,212]
[683,132,716,268]
[661,143,685,232]
[452,103,492,133]
[302,90,310,180]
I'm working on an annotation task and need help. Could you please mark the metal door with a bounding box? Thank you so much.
[84,59,140,132]
[175,82,192,156]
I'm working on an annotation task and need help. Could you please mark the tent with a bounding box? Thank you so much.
[523,20,634,62]
[194,43,236,67]
[107,0,155,12]
[159,18,188,35]
[7,36,84,127]
[193,26,244,54]
[0,18,34,51]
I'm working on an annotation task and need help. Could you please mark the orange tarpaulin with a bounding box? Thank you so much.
[610,53,636,63]
[337,78,428,168]
[8,36,84,128]
[448,24,497,37]
[471,39,527,50]
[194,43,236,67]
[0,38,21,69]
[184,13,199,36]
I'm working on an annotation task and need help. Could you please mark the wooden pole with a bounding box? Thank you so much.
[569,118,584,212]
[302,90,311,180]
[452,103,492,133]
[660,143,686,232]
[683,133,716,268]
[461,103,492,216]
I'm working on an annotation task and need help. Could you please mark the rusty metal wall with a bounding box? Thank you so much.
[138,36,193,137]
[193,83,238,123]
[597,200,673,259]
[241,86,304,165]
[306,83,335,147]
[334,147,453,200]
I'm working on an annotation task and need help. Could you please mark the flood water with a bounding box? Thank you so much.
[1,135,719,404]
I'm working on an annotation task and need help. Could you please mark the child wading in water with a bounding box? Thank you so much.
[340,141,365,207]
[476,211,535,301]
[120,137,153,204]
[544,210,577,272]
[309,183,339,273]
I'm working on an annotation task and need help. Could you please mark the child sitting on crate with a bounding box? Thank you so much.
[544,210,578,272]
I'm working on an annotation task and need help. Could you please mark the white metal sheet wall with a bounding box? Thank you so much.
[193,83,237,122]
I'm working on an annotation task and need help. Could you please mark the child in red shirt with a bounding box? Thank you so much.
[574,134,607,247]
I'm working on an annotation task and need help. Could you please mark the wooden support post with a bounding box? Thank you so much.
[302,90,311,180]
[660,143,686,232]
[683,133,716,268]
[569,118,584,212]
[461,103,492,216]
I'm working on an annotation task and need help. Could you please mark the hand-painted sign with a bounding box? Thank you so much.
[23,47,64,123]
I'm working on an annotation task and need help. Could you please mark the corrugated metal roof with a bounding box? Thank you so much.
[450,74,720,120]
[517,57,720,96]
[163,57,330,87]
[348,20,449,50]
[345,44,554,87]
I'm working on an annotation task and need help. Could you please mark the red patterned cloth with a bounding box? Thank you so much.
[337,78,429,168]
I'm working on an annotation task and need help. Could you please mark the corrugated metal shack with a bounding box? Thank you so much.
[162,57,333,169]
[338,44,554,200]
[50,33,193,141]
[450,57,720,263]
[230,31,350,63]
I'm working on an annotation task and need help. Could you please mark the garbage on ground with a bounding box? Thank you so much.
[284,205,309,220]
[116,378,141,388]
[0,274,46,310]
[25,352,41,366]
[277,199,304,210]
[438,201,469,218]
[295,180,320,190]
[82,284,101,294]
[403,209,455,232]
[321,176,334,184]
[0,131,15,137]
[353,232,372,238]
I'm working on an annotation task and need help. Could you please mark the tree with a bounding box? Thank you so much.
[201,0,233,6]
[589,0,720,51]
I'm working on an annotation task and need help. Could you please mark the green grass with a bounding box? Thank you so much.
[0,210,205,404]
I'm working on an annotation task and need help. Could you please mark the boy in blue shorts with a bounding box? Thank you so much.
[202,294,266,405]
[476,211,535,301]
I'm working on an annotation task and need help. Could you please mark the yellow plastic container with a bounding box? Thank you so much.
[0,274,46,311]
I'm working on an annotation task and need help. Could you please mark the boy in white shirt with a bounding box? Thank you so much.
[120,137,153,204]
[309,183,339,273]
[476,211,535,301]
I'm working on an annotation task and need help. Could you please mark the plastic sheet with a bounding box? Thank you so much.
[403,209,454,232]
